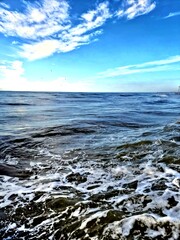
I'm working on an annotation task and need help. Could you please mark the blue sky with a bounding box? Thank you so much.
[0,0,179,92]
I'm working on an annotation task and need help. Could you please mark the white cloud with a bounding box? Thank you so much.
[81,2,111,29]
[12,41,19,45]
[0,60,24,79]
[0,2,10,9]
[98,55,180,78]
[0,60,91,92]
[0,0,69,39]
[0,77,92,92]
[0,60,27,91]
[0,0,111,60]
[20,30,102,60]
[0,0,157,61]
[116,0,156,19]
[164,12,180,19]
[20,40,60,60]
[21,1,110,60]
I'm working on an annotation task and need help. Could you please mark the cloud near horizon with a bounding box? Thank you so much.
[0,0,157,61]
[0,60,24,79]
[0,60,92,92]
[0,56,179,92]
[98,55,180,78]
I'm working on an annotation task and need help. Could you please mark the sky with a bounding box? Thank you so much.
[0,0,179,92]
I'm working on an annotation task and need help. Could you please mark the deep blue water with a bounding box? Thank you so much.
[0,91,180,239]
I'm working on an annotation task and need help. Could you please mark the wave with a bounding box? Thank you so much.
[0,102,33,106]
[31,126,96,138]
[0,92,179,239]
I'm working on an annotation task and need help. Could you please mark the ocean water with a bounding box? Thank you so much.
[0,91,180,239]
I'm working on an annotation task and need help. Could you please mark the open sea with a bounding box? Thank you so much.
[0,91,180,240]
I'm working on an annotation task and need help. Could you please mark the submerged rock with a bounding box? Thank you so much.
[66,172,87,184]
[0,163,32,179]
[46,196,79,211]
[0,210,7,220]
[151,179,167,191]
[123,180,138,190]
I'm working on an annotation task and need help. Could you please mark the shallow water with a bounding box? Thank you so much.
[0,91,180,239]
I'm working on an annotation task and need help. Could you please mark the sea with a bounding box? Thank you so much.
[0,91,180,240]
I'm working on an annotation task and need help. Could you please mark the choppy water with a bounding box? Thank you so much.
[0,91,180,239]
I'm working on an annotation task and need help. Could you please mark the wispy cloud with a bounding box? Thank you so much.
[0,0,157,61]
[0,0,111,60]
[164,12,180,19]
[98,55,180,78]
[21,30,102,60]
[116,0,156,19]
[0,0,70,39]
[0,2,10,9]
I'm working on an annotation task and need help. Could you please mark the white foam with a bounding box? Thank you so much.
[79,210,108,230]
[172,177,180,188]
[111,166,131,177]
[7,223,17,230]
[103,213,180,239]
[0,146,180,239]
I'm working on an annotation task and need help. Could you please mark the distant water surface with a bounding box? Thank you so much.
[0,91,180,239]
